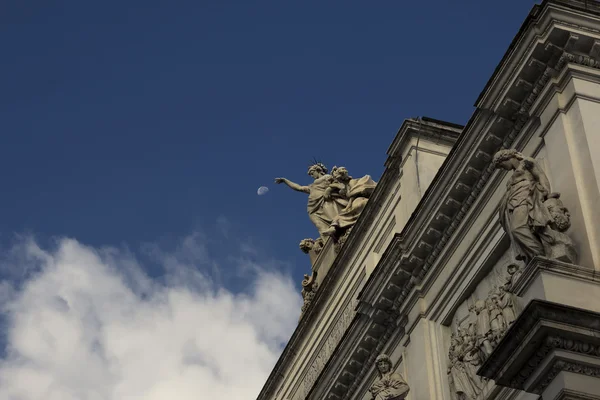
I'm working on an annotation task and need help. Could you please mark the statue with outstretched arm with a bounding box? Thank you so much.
[275,162,347,239]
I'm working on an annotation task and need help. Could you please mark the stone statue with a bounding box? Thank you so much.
[473,299,494,357]
[496,284,518,327]
[493,149,577,264]
[275,162,348,239]
[300,280,318,319]
[542,193,578,262]
[369,354,410,400]
[448,333,479,400]
[299,237,324,259]
[322,166,377,237]
[504,263,522,291]
[462,333,485,394]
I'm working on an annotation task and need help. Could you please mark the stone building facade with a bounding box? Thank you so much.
[260,1,600,399]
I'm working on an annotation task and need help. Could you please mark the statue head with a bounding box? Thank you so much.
[545,194,571,232]
[474,299,486,313]
[332,166,351,183]
[307,162,328,179]
[492,149,522,171]
[506,263,519,275]
[299,238,315,254]
[375,354,393,375]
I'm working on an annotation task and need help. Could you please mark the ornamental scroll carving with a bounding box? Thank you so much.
[447,263,522,399]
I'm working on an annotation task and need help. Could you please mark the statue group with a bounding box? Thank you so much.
[275,162,377,252]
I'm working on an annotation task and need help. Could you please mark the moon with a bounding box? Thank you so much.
[257,186,269,196]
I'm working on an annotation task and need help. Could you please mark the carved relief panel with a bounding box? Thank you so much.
[447,251,523,400]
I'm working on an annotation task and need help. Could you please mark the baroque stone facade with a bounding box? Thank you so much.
[258,2,600,400]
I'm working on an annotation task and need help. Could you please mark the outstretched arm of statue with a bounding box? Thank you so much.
[274,178,310,193]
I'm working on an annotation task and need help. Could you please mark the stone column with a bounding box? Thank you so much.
[478,257,600,399]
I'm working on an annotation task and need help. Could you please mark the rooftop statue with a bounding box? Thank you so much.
[493,149,577,264]
[322,166,377,237]
[275,162,347,239]
[369,354,410,400]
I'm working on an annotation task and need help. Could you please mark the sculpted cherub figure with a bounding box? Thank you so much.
[275,162,347,239]
[369,354,410,400]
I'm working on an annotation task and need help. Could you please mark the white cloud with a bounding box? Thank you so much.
[0,234,301,400]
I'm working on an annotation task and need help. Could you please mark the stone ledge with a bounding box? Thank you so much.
[512,257,600,314]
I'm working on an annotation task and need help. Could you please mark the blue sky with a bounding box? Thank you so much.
[0,1,537,398]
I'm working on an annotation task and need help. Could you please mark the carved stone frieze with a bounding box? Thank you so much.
[297,297,359,400]
[447,263,522,399]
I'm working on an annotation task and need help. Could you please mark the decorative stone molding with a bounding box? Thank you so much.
[535,361,600,395]
[478,299,600,395]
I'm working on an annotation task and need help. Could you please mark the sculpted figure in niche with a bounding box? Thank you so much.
[322,166,377,237]
[369,354,410,400]
[275,162,347,239]
[493,149,577,264]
